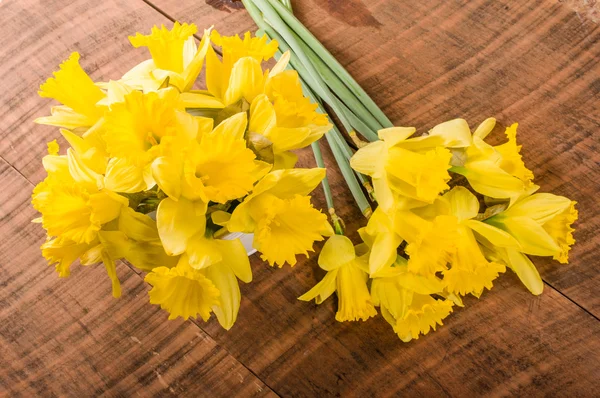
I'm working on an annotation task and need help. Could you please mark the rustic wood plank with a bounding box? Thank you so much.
[149,0,600,317]
[0,158,275,397]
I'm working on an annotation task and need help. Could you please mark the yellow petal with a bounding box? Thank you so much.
[451,162,525,199]
[219,238,253,283]
[429,118,472,148]
[105,158,149,193]
[369,232,402,276]
[157,197,207,255]
[223,57,264,105]
[205,262,240,330]
[38,52,105,122]
[35,105,94,129]
[298,269,338,304]
[318,235,356,271]
[269,50,291,77]
[273,151,298,170]
[504,193,572,224]
[88,190,128,225]
[211,211,232,227]
[487,215,560,257]
[129,22,197,73]
[118,207,160,241]
[249,94,277,135]
[504,248,544,295]
[180,92,225,109]
[465,219,522,249]
[443,186,479,222]
[335,263,377,322]
[473,117,496,139]
[378,127,415,146]
[187,235,224,269]
[253,168,326,199]
[152,156,182,199]
[350,140,387,178]
[212,111,247,141]
[41,238,93,277]
[182,28,212,91]
[205,45,224,100]
[67,148,103,192]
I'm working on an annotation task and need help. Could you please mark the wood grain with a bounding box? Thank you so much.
[150,0,600,318]
[1,0,600,396]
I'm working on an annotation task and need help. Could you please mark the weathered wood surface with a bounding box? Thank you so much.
[1,0,599,396]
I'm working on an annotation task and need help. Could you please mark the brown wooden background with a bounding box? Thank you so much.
[1,0,599,396]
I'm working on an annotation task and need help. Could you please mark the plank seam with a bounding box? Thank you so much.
[544,280,600,323]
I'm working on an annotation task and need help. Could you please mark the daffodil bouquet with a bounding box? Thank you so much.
[32,0,578,342]
[33,23,335,329]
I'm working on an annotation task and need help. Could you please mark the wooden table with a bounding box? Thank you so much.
[1,0,599,396]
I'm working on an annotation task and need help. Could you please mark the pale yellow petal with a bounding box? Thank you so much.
[318,235,356,271]
[298,269,338,304]
[429,118,472,148]
[152,156,182,200]
[505,248,544,295]
[443,186,479,222]
[157,197,207,255]
[205,263,240,330]
[378,127,415,146]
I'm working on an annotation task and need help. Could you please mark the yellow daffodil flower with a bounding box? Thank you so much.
[126,23,212,92]
[36,52,106,130]
[299,235,377,322]
[145,261,221,321]
[371,259,453,342]
[205,31,278,107]
[440,187,507,297]
[151,112,270,204]
[394,208,458,277]
[249,74,331,168]
[228,168,333,266]
[485,191,577,263]
[450,120,534,200]
[145,234,252,327]
[183,235,252,329]
[350,126,452,211]
[103,87,183,165]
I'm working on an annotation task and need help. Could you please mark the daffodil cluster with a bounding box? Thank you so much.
[32,23,333,329]
[302,119,577,342]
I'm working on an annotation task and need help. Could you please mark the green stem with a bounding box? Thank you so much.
[289,28,383,134]
[264,0,393,129]
[247,0,373,217]
[250,0,360,136]
[311,142,334,210]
